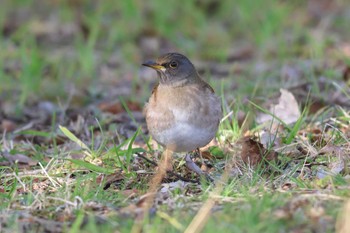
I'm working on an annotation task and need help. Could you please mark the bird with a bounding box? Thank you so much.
[142,53,222,171]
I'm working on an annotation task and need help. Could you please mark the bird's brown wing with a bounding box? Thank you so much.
[151,83,159,102]
[200,80,215,93]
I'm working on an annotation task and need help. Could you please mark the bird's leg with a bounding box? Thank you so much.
[185,153,205,176]
[160,148,173,172]
[185,154,213,182]
[136,152,199,183]
[185,149,204,175]
[185,149,213,182]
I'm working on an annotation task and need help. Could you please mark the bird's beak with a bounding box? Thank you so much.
[142,61,165,71]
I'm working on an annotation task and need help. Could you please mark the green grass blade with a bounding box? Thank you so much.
[59,125,91,153]
[16,130,51,137]
[68,159,114,174]
[284,107,307,144]
[125,127,140,172]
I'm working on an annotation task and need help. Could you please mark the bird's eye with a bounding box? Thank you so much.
[169,61,178,68]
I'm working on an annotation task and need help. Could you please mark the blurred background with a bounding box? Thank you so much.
[0,0,349,116]
[2,1,350,231]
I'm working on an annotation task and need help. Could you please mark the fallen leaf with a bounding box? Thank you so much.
[1,151,37,166]
[343,66,350,84]
[103,172,125,190]
[308,100,327,114]
[1,119,17,132]
[98,100,141,114]
[281,182,297,191]
[239,136,277,166]
[257,89,301,125]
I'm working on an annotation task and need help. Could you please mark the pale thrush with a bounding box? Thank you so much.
[143,53,222,155]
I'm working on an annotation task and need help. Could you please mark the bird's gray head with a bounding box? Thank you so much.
[142,53,198,86]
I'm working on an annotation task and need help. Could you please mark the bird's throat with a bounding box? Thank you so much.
[157,72,198,87]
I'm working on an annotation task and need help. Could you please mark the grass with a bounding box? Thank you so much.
[1,0,350,232]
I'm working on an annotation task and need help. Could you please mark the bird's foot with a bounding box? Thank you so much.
[185,154,213,182]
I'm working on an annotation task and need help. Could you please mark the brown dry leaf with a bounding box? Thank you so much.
[308,99,327,114]
[343,66,350,84]
[98,100,142,114]
[1,119,17,132]
[102,172,125,190]
[281,182,297,191]
[256,89,301,125]
[200,151,214,160]
[239,136,277,166]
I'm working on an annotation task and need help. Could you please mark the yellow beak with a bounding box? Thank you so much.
[142,61,165,71]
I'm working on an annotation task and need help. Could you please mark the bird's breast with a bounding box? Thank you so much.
[144,84,222,152]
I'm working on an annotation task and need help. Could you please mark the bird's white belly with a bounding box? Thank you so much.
[152,122,216,152]
[145,84,222,152]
